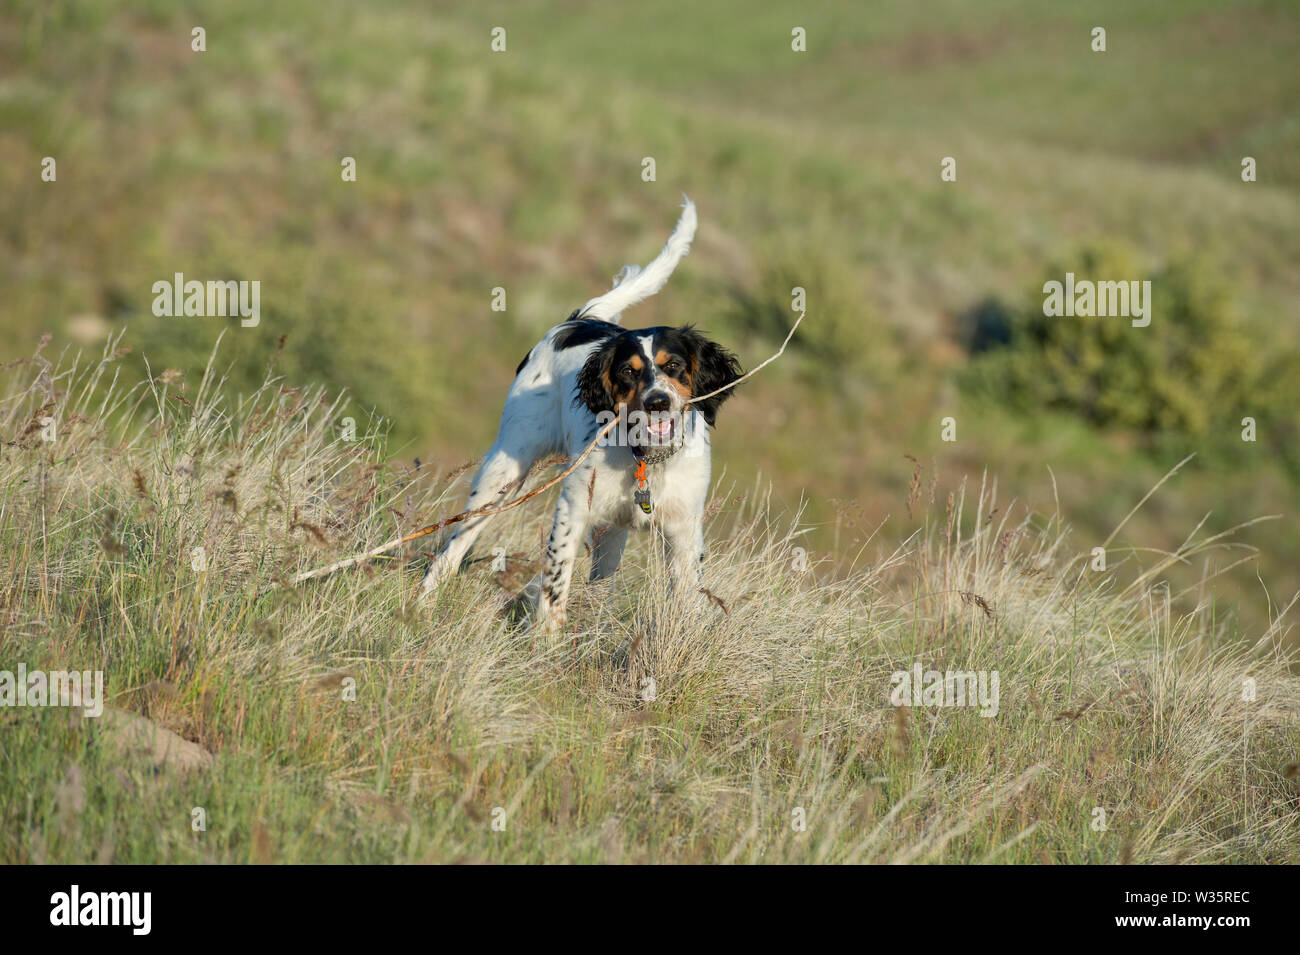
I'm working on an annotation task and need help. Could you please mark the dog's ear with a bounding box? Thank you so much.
[682,327,743,426]
[576,338,617,416]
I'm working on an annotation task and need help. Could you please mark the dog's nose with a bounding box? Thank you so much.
[644,392,672,413]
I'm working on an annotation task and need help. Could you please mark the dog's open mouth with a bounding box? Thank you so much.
[631,414,676,459]
[646,416,674,442]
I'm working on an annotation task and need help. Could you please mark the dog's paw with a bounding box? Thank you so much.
[533,606,566,639]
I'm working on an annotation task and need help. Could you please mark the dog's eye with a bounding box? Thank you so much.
[663,359,683,374]
[618,365,636,381]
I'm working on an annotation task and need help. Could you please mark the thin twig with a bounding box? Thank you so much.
[683,306,805,409]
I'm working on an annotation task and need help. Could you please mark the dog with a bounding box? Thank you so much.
[419,198,742,633]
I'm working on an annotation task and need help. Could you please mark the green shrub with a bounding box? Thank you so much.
[962,245,1299,473]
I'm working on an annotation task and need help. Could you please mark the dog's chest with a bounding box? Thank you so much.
[591,455,706,530]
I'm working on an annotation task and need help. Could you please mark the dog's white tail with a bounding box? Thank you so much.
[575,197,697,324]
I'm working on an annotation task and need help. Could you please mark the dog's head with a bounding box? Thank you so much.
[576,325,742,458]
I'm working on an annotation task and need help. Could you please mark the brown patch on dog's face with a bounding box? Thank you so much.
[654,348,693,400]
[578,334,650,418]
[660,325,744,426]
[609,351,646,407]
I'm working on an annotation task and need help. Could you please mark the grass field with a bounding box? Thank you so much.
[2,350,1297,863]
[2,0,1299,862]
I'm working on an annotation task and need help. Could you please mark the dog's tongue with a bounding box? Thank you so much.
[648,419,672,438]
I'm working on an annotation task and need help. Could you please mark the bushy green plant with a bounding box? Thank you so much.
[963,246,1298,472]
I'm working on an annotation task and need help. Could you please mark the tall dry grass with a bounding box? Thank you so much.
[1,337,1297,863]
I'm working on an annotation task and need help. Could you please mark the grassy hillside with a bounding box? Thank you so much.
[2,348,1297,863]
[2,0,1298,641]
[1,1,1299,862]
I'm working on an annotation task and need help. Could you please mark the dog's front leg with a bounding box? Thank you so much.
[657,513,705,598]
[535,473,591,636]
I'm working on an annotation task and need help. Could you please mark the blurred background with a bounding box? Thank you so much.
[2,0,1298,642]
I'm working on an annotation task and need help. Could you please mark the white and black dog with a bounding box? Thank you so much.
[419,198,741,633]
